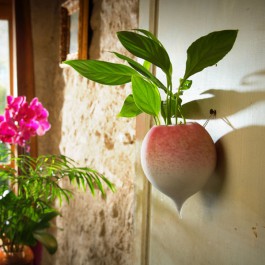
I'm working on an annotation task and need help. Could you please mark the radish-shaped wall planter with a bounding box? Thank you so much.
[141,123,216,213]
[65,28,238,214]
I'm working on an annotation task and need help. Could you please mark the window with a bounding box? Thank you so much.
[0,0,14,166]
[0,20,10,109]
[0,0,14,100]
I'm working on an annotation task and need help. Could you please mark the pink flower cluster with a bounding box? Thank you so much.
[0,96,51,147]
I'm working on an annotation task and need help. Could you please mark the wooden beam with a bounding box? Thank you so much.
[14,0,37,157]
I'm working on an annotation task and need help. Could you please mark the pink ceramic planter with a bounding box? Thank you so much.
[141,123,216,214]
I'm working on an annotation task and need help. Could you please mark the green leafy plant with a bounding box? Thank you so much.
[0,96,115,255]
[0,153,115,255]
[64,29,238,125]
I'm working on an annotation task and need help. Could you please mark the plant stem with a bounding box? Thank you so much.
[175,78,186,125]
[166,75,172,125]
[153,116,160,125]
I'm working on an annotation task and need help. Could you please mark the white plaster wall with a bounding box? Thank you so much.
[138,0,265,264]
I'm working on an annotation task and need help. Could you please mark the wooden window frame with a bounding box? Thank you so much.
[0,0,37,158]
[14,0,37,157]
[60,0,90,62]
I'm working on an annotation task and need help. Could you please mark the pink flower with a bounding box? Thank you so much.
[0,96,51,148]
[0,121,17,143]
[7,95,26,113]
[29,98,51,135]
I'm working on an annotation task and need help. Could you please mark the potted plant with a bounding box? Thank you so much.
[64,29,238,214]
[0,96,115,265]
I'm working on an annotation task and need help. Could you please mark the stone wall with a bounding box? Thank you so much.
[30,0,138,264]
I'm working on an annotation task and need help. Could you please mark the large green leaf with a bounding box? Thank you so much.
[64,60,137,85]
[134,29,164,47]
[118,94,143,117]
[184,30,238,79]
[113,52,167,93]
[132,76,161,116]
[117,31,172,76]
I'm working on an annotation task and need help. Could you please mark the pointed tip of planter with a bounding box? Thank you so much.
[174,200,184,218]
[177,208,183,219]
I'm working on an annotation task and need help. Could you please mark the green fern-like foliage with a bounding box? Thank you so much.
[0,153,115,254]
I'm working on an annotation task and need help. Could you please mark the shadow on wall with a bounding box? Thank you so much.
[182,70,265,120]
[201,125,265,208]
[182,89,265,120]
